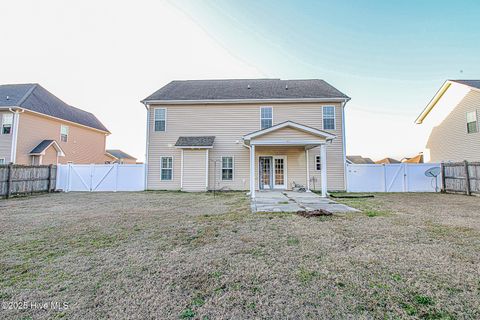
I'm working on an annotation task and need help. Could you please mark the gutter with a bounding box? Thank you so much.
[142,97,351,105]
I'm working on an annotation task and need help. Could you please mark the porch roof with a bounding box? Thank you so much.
[29,140,65,156]
[243,121,335,149]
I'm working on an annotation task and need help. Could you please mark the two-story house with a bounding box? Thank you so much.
[142,79,350,197]
[415,80,480,162]
[0,83,111,165]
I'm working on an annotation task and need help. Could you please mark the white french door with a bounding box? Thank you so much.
[273,157,286,189]
[259,156,286,190]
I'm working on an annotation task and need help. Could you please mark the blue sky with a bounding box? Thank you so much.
[1,1,478,161]
[173,0,480,159]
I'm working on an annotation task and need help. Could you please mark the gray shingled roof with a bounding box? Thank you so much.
[142,79,349,102]
[450,80,480,90]
[29,140,56,154]
[346,155,375,164]
[0,84,109,132]
[106,149,137,160]
[175,136,215,147]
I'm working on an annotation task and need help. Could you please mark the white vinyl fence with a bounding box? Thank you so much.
[56,164,144,192]
[346,163,442,193]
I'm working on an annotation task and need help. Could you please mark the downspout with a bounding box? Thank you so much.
[8,107,24,164]
[341,99,349,192]
[143,102,150,191]
[242,141,252,195]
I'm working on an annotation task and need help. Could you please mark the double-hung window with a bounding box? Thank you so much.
[60,125,69,142]
[221,156,234,181]
[467,111,478,134]
[154,108,166,132]
[322,106,335,130]
[260,107,272,129]
[315,155,321,171]
[1,114,13,135]
[160,157,173,180]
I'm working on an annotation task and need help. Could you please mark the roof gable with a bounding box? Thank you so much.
[0,84,109,133]
[416,80,480,124]
[243,121,336,141]
[142,79,349,103]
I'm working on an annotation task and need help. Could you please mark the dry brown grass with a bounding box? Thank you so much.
[0,192,479,319]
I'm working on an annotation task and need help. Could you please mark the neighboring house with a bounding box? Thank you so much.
[0,84,110,165]
[401,153,424,163]
[141,79,350,197]
[415,80,480,162]
[106,149,137,164]
[346,155,375,164]
[375,157,401,164]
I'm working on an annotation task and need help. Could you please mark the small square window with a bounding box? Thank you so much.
[0,158,5,165]
[60,125,69,142]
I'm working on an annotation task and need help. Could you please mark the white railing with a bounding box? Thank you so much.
[56,164,145,192]
[346,163,441,193]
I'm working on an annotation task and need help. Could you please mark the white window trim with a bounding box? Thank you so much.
[221,156,235,181]
[60,125,69,142]
[154,108,167,132]
[322,105,336,130]
[160,156,173,181]
[315,155,321,171]
[260,106,273,130]
[1,113,13,135]
[466,110,478,134]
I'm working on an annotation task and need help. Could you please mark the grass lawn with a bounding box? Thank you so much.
[1,192,479,319]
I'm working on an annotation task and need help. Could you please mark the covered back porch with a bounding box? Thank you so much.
[243,121,335,198]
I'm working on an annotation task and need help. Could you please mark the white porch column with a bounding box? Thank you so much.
[305,148,310,191]
[250,144,256,198]
[320,143,327,197]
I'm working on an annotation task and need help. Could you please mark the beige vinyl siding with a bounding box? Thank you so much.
[0,111,13,163]
[253,127,326,141]
[15,111,110,165]
[147,102,346,191]
[426,90,480,162]
[42,145,58,165]
[182,149,207,191]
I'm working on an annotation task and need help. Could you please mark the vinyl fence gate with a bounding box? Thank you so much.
[56,164,144,192]
[346,163,442,193]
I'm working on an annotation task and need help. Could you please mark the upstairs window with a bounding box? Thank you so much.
[260,107,273,129]
[467,111,478,134]
[323,106,335,130]
[160,157,173,180]
[221,156,234,181]
[154,108,166,132]
[315,155,321,171]
[60,125,69,142]
[0,158,5,165]
[2,114,13,135]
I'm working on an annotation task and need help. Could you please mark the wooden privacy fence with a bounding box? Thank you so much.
[0,164,57,199]
[441,161,480,195]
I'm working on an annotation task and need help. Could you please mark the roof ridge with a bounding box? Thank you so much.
[16,83,38,107]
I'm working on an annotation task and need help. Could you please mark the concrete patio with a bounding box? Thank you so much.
[251,191,359,213]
